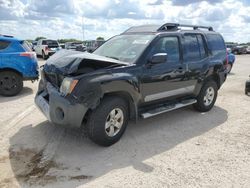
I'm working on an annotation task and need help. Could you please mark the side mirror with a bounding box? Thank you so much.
[150,53,168,65]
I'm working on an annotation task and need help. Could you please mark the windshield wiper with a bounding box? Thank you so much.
[105,56,120,60]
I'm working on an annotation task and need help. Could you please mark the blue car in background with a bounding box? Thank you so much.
[0,35,39,96]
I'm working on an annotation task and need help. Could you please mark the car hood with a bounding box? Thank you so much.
[44,50,130,75]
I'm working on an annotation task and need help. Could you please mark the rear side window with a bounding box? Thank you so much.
[184,34,207,61]
[21,41,32,52]
[197,35,206,59]
[206,34,226,52]
[0,40,11,50]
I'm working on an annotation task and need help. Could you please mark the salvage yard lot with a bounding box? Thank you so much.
[0,55,250,188]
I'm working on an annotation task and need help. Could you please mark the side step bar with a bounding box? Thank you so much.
[141,99,197,119]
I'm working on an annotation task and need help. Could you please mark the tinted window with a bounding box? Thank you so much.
[197,35,206,59]
[151,37,180,63]
[184,34,200,61]
[206,34,225,52]
[0,40,11,50]
[42,40,59,47]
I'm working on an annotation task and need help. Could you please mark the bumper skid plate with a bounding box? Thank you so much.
[35,82,88,128]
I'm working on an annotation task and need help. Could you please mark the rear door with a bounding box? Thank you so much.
[182,33,210,94]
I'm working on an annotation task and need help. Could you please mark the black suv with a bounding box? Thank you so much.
[35,23,228,146]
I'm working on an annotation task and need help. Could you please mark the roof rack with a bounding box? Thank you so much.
[0,34,14,38]
[158,23,214,32]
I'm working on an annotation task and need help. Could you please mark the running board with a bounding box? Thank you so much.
[141,99,197,119]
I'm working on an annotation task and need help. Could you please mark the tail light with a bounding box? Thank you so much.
[20,52,36,59]
[45,46,49,51]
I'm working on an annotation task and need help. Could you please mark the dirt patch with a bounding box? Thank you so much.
[8,147,92,186]
[0,156,9,163]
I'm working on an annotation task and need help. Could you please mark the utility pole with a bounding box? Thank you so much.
[82,16,85,42]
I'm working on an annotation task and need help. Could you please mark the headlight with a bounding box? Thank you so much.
[60,77,78,96]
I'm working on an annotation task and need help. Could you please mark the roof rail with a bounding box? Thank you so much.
[158,23,214,32]
[0,34,14,38]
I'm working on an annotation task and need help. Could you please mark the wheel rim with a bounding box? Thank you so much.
[203,87,215,106]
[0,75,18,91]
[105,108,124,137]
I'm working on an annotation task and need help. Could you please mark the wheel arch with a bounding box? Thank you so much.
[0,68,23,77]
[204,74,221,89]
[102,91,137,121]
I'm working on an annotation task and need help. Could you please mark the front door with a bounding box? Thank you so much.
[141,35,193,102]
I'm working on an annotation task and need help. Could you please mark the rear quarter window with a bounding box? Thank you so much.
[0,40,11,50]
[206,34,226,52]
[21,41,32,52]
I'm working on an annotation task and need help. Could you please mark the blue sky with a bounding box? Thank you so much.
[0,0,250,42]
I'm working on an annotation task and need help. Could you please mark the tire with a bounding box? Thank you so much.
[85,96,128,146]
[193,81,218,112]
[0,71,23,96]
[42,51,47,60]
[226,63,233,73]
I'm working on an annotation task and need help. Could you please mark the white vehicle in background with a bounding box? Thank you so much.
[35,39,60,59]
[246,46,250,54]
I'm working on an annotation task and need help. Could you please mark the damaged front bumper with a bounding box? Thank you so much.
[35,80,88,128]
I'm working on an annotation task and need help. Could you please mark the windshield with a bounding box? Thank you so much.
[93,34,154,63]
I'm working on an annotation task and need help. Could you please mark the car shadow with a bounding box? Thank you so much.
[8,106,228,187]
[0,87,33,103]
[228,72,236,76]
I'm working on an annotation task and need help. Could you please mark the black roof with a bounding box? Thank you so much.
[123,23,214,34]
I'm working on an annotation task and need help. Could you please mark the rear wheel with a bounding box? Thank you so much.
[0,71,23,96]
[193,81,218,112]
[85,96,128,146]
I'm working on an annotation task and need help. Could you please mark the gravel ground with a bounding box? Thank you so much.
[0,55,250,188]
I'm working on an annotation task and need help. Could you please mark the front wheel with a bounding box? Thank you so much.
[193,81,218,112]
[85,97,128,146]
[0,71,23,96]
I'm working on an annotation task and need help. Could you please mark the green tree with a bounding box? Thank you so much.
[57,39,82,43]
[96,37,104,41]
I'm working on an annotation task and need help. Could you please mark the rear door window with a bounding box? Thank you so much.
[0,40,11,50]
[197,35,207,59]
[184,34,207,61]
